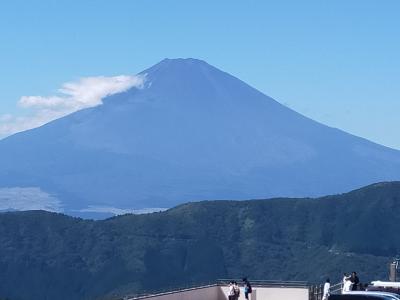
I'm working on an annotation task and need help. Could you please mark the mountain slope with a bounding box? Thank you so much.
[1,58,400,215]
[0,182,399,300]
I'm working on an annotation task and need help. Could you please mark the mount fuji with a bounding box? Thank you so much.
[1,58,400,217]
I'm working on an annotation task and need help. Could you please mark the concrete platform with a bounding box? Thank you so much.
[130,283,309,300]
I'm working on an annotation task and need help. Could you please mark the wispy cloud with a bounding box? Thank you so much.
[0,75,145,139]
[77,206,168,216]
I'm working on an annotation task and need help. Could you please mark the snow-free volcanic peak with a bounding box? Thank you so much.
[0,58,400,217]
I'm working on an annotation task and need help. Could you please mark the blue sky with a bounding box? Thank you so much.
[0,0,399,149]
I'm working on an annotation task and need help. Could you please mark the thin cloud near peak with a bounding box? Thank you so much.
[0,74,145,139]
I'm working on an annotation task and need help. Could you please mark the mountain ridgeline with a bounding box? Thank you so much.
[1,182,400,300]
[0,58,400,216]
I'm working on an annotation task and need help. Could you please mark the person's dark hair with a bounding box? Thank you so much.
[326,278,330,283]
[242,277,248,282]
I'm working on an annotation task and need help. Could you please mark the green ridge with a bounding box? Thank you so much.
[1,181,399,300]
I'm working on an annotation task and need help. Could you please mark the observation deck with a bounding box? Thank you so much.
[122,279,312,300]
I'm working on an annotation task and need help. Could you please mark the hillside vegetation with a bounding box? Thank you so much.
[1,182,400,299]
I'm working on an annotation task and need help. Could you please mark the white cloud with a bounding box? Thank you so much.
[19,96,68,109]
[0,74,145,139]
[0,187,63,212]
[77,206,167,216]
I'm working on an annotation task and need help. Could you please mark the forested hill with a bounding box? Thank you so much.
[1,182,400,300]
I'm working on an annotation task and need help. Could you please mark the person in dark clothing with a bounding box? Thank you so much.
[351,272,360,291]
[233,281,240,300]
[243,278,252,299]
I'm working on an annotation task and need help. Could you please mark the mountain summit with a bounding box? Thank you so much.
[1,58,400,217]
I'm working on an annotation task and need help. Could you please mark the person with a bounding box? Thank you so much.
[351,272,360,291]
[322,278,330,300]
[228,281,235,300]
[243,278,252,300]
[233,281,240,300]
[342,273,351,293]
[343,277,353,292]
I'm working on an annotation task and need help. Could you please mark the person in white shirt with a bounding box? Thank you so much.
[228,281,235,300]
[342,273,352,293]
[322,278,331,300]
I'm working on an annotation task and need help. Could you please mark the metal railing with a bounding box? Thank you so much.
[124,283,218,300]
[217,279,310,288]
[309,284,323,300]
[309,282,342,300]
[112,281,217,300]
[330,282,343,294]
